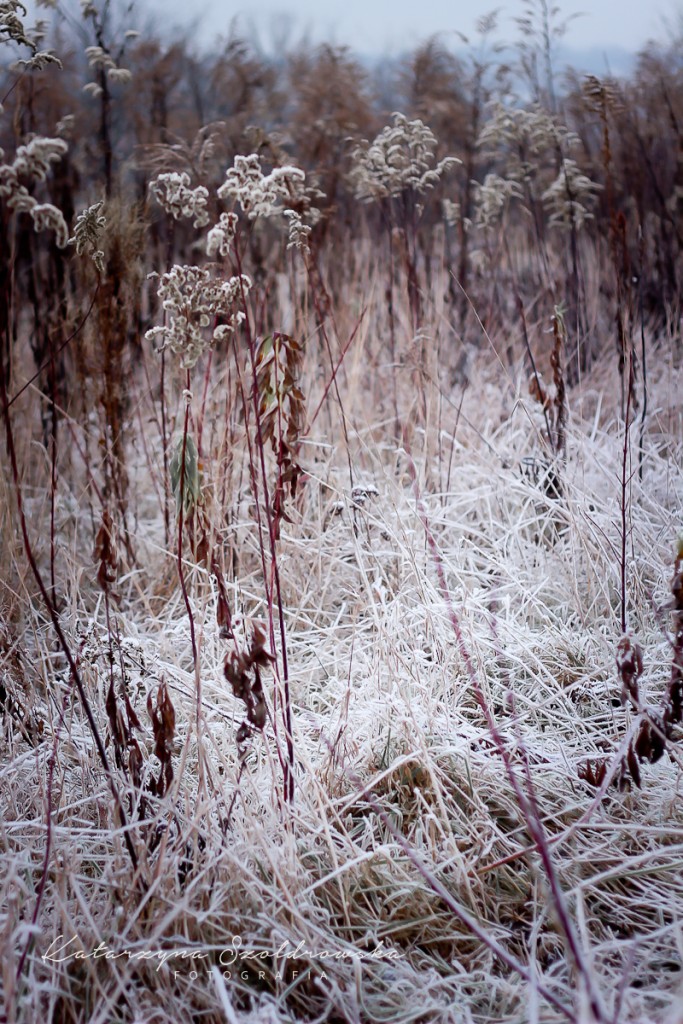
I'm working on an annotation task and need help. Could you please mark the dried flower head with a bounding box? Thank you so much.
[13,49,61,70]
[215,153,322,252]
[283,209,312,254]
[30,202,69,246]
[149,171,210,228]
[56,114,75,138]
[107,66,132,85]
[0,135,69,246]
[582,75,623,115]
[478,103,581,162]
[218,154,310,219]
[350,113,459,202]
[206,211,238,258]
[85,45,115,71]
[69,200,106,273]
[145,264,251,368]
[7,135,67,181]
[1,0,34,49]
[473,174,523,229]
[541,158,602,231]
[442,198,461,226]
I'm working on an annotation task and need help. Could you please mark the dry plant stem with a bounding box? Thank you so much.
[514,289,554,453]
[49,388,57,598]
[445,385,467,499]
[229,338,278,700]
[305,259,357,489]
[235,245,295,802]
[197,348,213,457]
[637,236,647,483]
[0,371,139,875]
[160,347,170,546]
[382,202,400,435]
[7,285,100,411]
[0,70,27,108]
[404,437,606,1023]
[133,398,165,517]
[306,310,365,432]
[176,369,204,787]
[620,350,634,635]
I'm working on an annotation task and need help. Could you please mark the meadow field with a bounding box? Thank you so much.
[1,2,683,1021]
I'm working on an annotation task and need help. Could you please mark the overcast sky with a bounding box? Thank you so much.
[143,0,677,55]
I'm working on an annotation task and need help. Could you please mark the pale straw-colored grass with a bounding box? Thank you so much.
[1,273,682,1024]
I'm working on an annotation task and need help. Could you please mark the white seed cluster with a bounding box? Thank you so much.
[476,103,601,231]
[145,265,251,368]
[84,45,132,86]
[217,154,307,218]
[350,113,459,202]
[149,171,210,228]
[217,153,321,253]
[0,136,69,246]
[541,159,602,231]
[13,49,61,71]
[0,0,33,49]
[282,209,312,253]
[206,211,238,258]
[147,154,319,363]
[473,174,523,229]
[478,103,581,160]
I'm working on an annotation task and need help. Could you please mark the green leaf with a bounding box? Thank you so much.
[169,433,202,516]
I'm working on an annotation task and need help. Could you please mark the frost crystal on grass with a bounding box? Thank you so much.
[149,171,210,228]
[145,264,251,368]
[350,113,459,202]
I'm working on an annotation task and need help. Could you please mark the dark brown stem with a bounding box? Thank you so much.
[620,349,634,635]
[8,285,100,411]
[176,370,202,765]
[0,362,139,875]
[235,242,295,801]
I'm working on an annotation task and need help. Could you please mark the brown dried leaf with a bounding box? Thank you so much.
[147,680,176,797]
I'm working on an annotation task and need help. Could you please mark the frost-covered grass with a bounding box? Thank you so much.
[3,2,683,1018]
[1,308,682,1024]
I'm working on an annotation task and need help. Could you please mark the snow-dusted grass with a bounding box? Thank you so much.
[1,316,682,1024]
